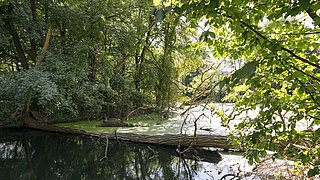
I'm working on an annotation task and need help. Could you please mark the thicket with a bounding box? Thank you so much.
[0,0,204,124]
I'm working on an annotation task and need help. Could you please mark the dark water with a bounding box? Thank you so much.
[0,129,234,180]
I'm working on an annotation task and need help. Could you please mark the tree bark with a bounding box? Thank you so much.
[60,21,66,53]
[89,50,97,81]
[135,15,154,91]
[105,133,233,149]
[157,23,171,110]
[29,0,37,63]
[20,112,233,149]
[135,49,140,91]
[2,3,29,70]
[44,0,49,23]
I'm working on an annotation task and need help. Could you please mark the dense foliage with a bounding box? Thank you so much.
[0,0,203,123]
[169,0,320,177]
[1,0,320,177]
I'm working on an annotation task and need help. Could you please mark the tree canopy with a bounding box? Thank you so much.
[0,0,203,122]
[0,0,319,177]
[165,0,319,177]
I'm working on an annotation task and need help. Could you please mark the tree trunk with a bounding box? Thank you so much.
[135,15,154,92]
[20,113,233,149]
[105,133,233,149]
[44,0,49,23]
[29,0,37,63]
[89,49,97,82]
[60,21,66,53]
[157,23,170,110]
[21,112,86,134]
[135,49,140,91]
[3,3,29,70]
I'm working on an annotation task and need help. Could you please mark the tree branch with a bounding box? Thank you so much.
[146,47,184,90]
[306,8,320,27]
[271,31,320,36]
[278,57,320,107]
[287,61,320,83]
[224,14,320,69]
[2,3,29,70]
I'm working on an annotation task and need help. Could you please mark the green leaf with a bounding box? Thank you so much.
[219,76,230,89]
[155,9,165,22]
[209,0,219,9]
[230,61,258,84]
[254,151,260,163]
[248,156,254,165]
[287,7,302,17]
[165,6,172,12]
[268,41,282,52]
[313,128,320,142]
[153,0,160,6]
[299,0,310,11]
[151,7,157,15]
[308,167,319,177]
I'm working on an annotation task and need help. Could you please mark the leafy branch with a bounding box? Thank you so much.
[224,14,320,70]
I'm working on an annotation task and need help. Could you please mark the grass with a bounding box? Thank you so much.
[55,113,183,135]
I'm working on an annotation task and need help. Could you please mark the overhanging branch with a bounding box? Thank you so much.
[224,14,320,69]
[306,8,320,27]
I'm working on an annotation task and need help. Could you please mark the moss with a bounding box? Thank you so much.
[55,113,183,135]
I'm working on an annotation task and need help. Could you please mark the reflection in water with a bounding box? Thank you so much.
[0,129,234,179]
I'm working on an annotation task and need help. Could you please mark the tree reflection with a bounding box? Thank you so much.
[0,129,224,179]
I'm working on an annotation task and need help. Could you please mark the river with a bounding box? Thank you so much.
[0,128,249,180]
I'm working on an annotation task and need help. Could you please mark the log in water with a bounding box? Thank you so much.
[21,114,233,149]
[100,121,132,127]
[101,132,233,149]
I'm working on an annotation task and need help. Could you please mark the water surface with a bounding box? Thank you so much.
[0,129,235,180]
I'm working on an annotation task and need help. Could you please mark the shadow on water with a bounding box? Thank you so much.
[0,129,234,180]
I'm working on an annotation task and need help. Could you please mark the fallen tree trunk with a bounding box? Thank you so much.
[102,132,233,149]
[0,128,224,163]
[21,112,88,135]
[21,113,233,149]
[100,120,132,127]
